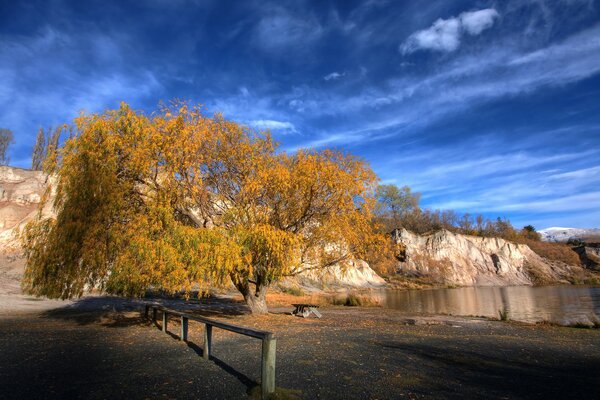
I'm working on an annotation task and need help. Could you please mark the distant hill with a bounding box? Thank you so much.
[539,227,600,243]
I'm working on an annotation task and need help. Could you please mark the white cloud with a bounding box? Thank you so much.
[460,9,500,35]
[324,71,345,81]
[401,8,499,54]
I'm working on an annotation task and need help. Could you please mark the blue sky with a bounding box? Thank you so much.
[1,0,599,229]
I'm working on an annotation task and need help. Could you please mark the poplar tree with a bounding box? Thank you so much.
[0,128,14,166]
[31,128,47,170]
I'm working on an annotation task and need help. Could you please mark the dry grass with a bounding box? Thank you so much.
[266,292,331,307]
[518,238,581,266]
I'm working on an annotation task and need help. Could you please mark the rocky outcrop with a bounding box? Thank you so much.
[573,244,600,271]
[392,228,588,286]
[0,167,54,251]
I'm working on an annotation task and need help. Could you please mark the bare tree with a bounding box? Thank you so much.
[0,128,14,166]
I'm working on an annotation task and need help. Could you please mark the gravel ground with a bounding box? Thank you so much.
[0,296,599,400]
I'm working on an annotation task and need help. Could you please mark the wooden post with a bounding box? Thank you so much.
[261,336,276,399]
[143,305,149,319]
[152,307,157,324]
[162,311,168,333]
[181,316,188,341]
[203,324,212,360]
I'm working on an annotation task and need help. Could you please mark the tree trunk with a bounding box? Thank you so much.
[231,275,269,315]
[244,288,269,314]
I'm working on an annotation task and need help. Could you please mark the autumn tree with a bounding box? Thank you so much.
[22,102,382,314]
[0,128,14,166]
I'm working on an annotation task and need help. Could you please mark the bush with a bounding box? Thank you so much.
[331,293,379,307]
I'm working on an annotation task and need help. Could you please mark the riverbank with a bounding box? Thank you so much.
[1,296,599,399]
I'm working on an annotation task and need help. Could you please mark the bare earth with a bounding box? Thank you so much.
[0,294,599,400]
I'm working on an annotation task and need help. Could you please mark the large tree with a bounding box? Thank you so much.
[375,184,420,231]
[22,102,381,314]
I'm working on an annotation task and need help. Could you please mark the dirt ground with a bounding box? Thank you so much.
[1,295,599,400]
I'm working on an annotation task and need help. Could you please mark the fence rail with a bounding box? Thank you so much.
[143,303,276,399]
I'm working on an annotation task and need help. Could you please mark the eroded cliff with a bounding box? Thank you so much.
[393,228,593,286]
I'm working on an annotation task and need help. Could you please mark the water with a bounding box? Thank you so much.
[373,286,600,325]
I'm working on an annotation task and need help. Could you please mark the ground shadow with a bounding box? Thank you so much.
[154,317,260,393]
[378,340,600,399]
[184,340,260,392]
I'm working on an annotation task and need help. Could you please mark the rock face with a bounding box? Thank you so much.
[0,167,54,251]
[287,259,387,289]
[573,244,600,271]
[392,228,587,286]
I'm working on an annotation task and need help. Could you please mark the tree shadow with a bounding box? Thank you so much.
[39,294,249,327]
[38,295,263,394]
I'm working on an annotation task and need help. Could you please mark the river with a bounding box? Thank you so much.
[371,285,600,325]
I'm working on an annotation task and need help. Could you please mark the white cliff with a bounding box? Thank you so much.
[392,228,586,286]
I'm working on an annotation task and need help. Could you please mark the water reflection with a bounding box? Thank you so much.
[376,286,600,324]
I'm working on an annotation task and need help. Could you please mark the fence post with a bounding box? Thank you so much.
[181,316,188,341]
[143,305,149,319]
[152,307,157,324]
[203,324,212,360]
[162,311,168,333]
[261,336,276,399]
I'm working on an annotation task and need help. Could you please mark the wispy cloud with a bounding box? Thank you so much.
[249,119,297,133]
[400,8,499,54]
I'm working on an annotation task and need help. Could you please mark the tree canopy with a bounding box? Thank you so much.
[22,102,382,313]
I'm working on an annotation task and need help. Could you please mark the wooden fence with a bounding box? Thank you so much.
[143,303,276,399]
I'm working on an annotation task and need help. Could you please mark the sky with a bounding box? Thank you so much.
[1,0,599,229]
